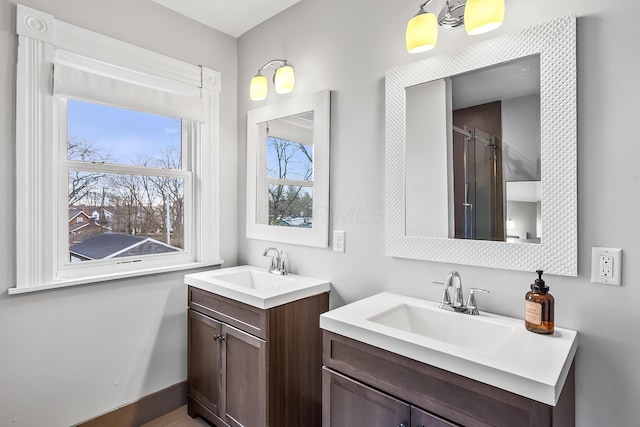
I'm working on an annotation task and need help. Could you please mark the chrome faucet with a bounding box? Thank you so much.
[262,247,288,275]
[434,271,489,315]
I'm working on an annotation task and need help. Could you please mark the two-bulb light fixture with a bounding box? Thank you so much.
[406,0,505,53]
[249,59,295,101]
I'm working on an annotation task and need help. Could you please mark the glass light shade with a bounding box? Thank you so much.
[274,65,295,94]
[250,74,268,101]
[406,12,438,53]
[464,0,505,36]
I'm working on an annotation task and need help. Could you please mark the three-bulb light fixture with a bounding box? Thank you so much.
[249,59,295,101]
[406,0,505,53]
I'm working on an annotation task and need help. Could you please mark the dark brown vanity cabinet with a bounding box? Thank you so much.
[188,310,266,426]
[323,332,575,427]
[187,286,328,427]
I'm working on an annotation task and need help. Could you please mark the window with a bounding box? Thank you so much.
[263,113,314,228]
[65,100,188,261]
[12,5,221,292]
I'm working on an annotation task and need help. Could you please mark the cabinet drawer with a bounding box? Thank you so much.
[189,286,268,340]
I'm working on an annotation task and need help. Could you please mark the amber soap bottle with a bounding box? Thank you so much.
[525,270,555,335]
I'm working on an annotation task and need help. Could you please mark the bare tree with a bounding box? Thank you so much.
[68,132,186,251]
[67,137,111,206]
[267,137,313,224]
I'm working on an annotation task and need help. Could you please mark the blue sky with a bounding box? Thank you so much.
[266,136,313,181]
[67,100,181,167]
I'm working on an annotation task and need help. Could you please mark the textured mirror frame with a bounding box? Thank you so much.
[247,89,330,247]
[385,15,577,276]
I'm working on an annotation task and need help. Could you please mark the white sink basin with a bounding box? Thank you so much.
[320,292,577,406]
[185,265,330,309]
[211,269,294,290]
[368,302,515,353]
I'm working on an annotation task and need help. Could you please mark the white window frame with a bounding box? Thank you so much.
[11,5,222,294]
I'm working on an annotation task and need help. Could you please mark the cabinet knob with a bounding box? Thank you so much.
[213,334,226,342]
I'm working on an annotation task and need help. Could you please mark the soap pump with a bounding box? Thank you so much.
[525,270,554,335]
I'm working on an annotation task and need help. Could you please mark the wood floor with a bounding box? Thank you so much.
[140,406,210,427]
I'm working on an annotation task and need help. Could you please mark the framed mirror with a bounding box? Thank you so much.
[247,89,330,247]
[405,54,541,243]
[385,15,577,276]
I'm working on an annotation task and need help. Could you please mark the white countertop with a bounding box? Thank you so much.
[320,292,577,406]
[185,265,331,309]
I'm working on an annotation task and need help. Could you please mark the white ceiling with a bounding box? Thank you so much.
[151,0,301,38]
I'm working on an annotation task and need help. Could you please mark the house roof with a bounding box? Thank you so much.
[84,206,114,216]
[69,221,92,233]
[69,233,179,260]
[69,206,114,222]
[69,209,91,222]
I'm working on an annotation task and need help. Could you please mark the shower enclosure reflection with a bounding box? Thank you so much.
[453,124,503,240]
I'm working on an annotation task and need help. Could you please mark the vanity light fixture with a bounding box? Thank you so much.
[406,4,438,53]
[464,0,505,35]
[406,0,505,53]
[250,59,295,101]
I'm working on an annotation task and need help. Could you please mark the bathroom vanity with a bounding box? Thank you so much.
[185,266,330,427]
[320,293,577,427]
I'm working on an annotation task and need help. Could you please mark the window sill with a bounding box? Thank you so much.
[7,260,224,295]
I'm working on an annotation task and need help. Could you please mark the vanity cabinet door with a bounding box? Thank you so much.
[222,323,267,427]
[411,406,460,427]
[188,309,222,416]
[323,367,410,427]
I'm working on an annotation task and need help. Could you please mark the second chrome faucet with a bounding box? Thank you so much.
[434,271,489,315]
[262,246,288,275]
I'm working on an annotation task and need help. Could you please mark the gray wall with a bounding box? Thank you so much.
[502,94,541,181]
[1,0,639,426]
[406,79,449,238]
[238,0,640,426]
[0,0,238,425]
[506,200,539,241]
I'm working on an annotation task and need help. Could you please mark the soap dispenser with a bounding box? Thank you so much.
[525,270,554,335]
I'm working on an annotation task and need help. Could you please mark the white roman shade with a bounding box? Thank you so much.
[53,49,206,122]
[11,4,222,293]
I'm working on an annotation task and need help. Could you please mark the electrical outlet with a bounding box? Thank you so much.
[599,255,613,277]
[591,247,622,286]
[333,230,345,253]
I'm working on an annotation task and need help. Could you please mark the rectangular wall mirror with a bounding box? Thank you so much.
[247,89,330,247]
[385,15,577,275]
[406,54,541,243]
